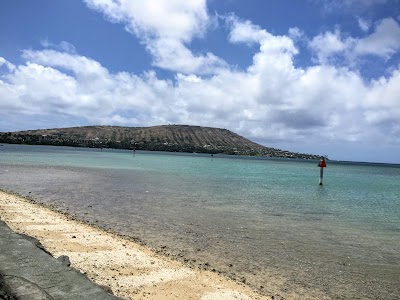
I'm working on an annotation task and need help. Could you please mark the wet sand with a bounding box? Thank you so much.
[0,190,270,300]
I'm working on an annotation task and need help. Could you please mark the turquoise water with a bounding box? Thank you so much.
[1,144,399,299]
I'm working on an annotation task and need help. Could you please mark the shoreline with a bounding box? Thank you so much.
[0,190,268,300]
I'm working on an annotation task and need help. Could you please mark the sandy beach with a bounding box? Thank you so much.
[0,190,270,300]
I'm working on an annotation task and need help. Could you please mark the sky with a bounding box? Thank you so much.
[1,0,400,163]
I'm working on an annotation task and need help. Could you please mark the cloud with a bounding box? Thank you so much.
[354,18,400,59]
[146,37,226,74]
[227,15,299,76]
[0,57,16,72]
[41,39,77,54]
[308,28,353,64]
[85,0,208,40]
[84,0,227,74]
[314,0,389,13]
[22,49,107,77]
[227,16,267,45]
[309,17,400,64]
[364,70,400,131]
[357,17,370,32]
[288,27,305,41]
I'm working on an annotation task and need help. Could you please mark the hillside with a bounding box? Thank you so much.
[0,125,320,159]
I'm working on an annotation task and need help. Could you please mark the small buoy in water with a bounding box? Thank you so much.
[318,157,327,185]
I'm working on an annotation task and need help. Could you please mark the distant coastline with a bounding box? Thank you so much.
[327,159,400,167]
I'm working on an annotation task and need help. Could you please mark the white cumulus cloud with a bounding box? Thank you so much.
[354,18,400,58]
[308,28,353,64]
[309,17,400,64]
[84,0,226,74]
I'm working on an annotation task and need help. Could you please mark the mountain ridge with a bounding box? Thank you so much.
[0,125,320,159]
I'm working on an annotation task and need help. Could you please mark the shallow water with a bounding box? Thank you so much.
[1,144,399,299]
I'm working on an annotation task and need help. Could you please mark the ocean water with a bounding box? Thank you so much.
[1,144,399,299]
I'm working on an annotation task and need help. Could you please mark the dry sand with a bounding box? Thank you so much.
[0,190,269,300]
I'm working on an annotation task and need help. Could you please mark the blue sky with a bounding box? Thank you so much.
[1,0,400,163]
